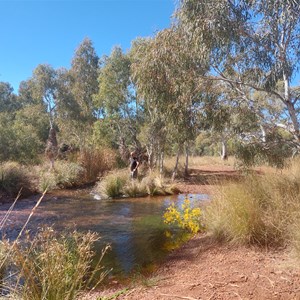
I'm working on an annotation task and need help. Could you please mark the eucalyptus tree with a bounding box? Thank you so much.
[29,64,58,128]
[70,37,99,124]
[131,27,208,177]
[177,0,300,158]
[54,68,85,145]
[130,37,165,170]
[0,79,49,163]
[93,46,141,160]
[0,82,20,112]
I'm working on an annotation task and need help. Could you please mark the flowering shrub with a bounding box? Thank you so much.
[163,199,203,234]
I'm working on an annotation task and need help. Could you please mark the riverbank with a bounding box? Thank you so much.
[85,164,300,300]
[89,233,300,300]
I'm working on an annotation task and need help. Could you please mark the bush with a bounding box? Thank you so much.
[0,161,33,197]
[11,227,110,300]
[94,171,180,199]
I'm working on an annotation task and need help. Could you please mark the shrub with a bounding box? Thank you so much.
[0,161,33,197]
[11,227,110,300]
[164,199,203,234]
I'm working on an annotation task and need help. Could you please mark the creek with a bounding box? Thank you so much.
[1,191,209,279]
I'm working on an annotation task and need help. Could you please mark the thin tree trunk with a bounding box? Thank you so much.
[184,143,189,177]
[158,145,161,173]
[283,70,300,142]
[260,124,266,143]
[160,151,164,176]
[146,144,153,173]
[172,150,180,182]
[221,138,228,160]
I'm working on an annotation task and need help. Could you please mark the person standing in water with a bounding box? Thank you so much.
[130,152,139,179]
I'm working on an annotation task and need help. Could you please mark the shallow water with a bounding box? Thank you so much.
[2,192,209,278]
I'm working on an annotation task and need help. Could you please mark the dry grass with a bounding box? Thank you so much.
[205,159,300,248]
[79,147,116,183]
[10,228,109,300]
[162,155,236,179]
[36,161,85,192]
[0,161,33,197]
[95,169,129,199]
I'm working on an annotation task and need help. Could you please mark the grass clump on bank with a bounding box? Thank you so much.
[205,166,300,247]
[95,170,128,198]
[9,227,110,300]
[0,161,33,197]
[37,161,85,192]
[95,171,180,199]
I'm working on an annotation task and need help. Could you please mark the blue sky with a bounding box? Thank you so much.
[0,0,175,92]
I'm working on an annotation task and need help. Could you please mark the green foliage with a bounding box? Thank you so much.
[11,227,109,300]
[235,135,294,169]
[164,199,203,234]
[0,105,48,164]
[0,162,32,196]
[178,0,300,155]
[70,37,99,122]
[0,81,20,112]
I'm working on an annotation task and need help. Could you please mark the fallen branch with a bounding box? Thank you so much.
[159,293,198,300]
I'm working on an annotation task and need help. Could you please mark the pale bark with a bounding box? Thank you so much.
[221,137,228,160]
[172,150,180,182]
[159,151,164,175]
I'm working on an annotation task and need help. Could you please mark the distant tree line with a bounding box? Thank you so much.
[1,0,299,171]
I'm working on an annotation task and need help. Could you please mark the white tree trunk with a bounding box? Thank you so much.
[172,150,180,182]
[221,139,228,160]
[159,151,164,176]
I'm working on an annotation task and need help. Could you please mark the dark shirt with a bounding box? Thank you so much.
[130,159,138,171]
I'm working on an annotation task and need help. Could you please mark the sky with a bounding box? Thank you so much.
[0,0,176,93]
